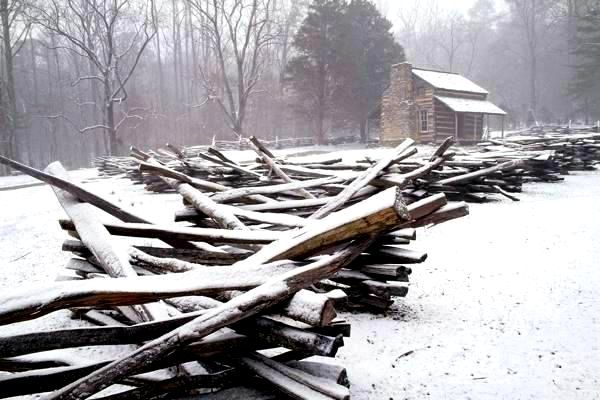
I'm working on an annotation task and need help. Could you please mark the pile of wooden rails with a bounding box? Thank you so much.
[0,143,468,400]
[480,129,600,173]
[94,135,562,204]
[213,136,316,151]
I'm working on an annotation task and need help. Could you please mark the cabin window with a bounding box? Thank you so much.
[417,87,425,97]
[419,110,429,132]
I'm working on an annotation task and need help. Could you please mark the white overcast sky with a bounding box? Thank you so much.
[377,0,508,20]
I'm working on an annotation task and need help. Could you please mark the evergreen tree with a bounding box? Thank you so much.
[336,0,404,142]
[569,3,600,122]
[286,0,346,144]
[286,0,404,143]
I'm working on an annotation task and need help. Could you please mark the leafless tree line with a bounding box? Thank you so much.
[0,0,597,173]
[0,0,308,171]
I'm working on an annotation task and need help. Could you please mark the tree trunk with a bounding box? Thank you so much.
[359,120,367,143]
[316,105,325,145]
[106,93,118,156]
[152,0,165,112]
[0,0,17,163]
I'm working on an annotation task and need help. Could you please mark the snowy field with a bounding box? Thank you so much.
[0,149,599,399]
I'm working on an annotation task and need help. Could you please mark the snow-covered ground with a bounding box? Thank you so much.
[1,154,599,399]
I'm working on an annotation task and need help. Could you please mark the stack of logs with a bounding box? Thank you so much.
[93,136,562,204]
[480,130,600,173]
[0,139,468,399]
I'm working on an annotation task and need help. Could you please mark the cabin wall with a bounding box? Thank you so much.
[415,85,435,143]
[434,99,456,140]
[434,98,485,142]
[461,114,484,141]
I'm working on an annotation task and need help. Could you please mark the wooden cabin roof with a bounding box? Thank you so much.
[435,96,506,115]
[412,68,488,95]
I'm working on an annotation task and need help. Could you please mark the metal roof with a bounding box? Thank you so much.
[435,95,507,115]
[413,68,489,94]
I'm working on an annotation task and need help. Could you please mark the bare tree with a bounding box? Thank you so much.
[0,0,30,172]
[31,0,157,155]
[187,0,275,139]
[433,12,467,72]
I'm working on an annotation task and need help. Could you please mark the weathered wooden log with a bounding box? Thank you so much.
[286,357,348,387]
[0,356,70,372]
[405,192,448,220]
[0,261,300,325]
[369,247,428,264]
[0,157,195,249]
[184,358,348,400]
[210,176,345,203]
[359,264,412,280]
[217,289,337,327]
[62,240,246,266]
[196,151,263,178]
[0,339,243,398]
[143,159,249,230]
[280,290,337,327]
[349,294,394,310]
[45,162,168,322]
[408,202,470,228]
[138,158,273,204]
[0,310,201,358]
[236,187,409,267]
[310,139,415,219]
[436,160,524,185]
[90,370,237,400]
[387,228,416,240]
[241,197,334,212]
[239,352,350,400]
[248,136,316,199]
[236,317,344,356]
[0,362,111,398]
[58,219,279,244]
[376,154,448,188]
[360,280,409,298]
[0,311,342,359]
[138,160,226,192]
[175,205,308,228]
[43,240,369,400]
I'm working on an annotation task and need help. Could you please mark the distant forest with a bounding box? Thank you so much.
[0,0,599,171]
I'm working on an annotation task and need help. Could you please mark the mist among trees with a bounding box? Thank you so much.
[0,0,599,173]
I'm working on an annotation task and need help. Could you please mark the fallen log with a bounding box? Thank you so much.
[45,162,168,322]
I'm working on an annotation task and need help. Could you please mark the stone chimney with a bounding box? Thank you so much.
[381,62,417,145]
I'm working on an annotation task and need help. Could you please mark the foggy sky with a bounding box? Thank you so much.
[377,0,508,20]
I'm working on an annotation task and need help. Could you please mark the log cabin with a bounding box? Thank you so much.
[379,62,506,145]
